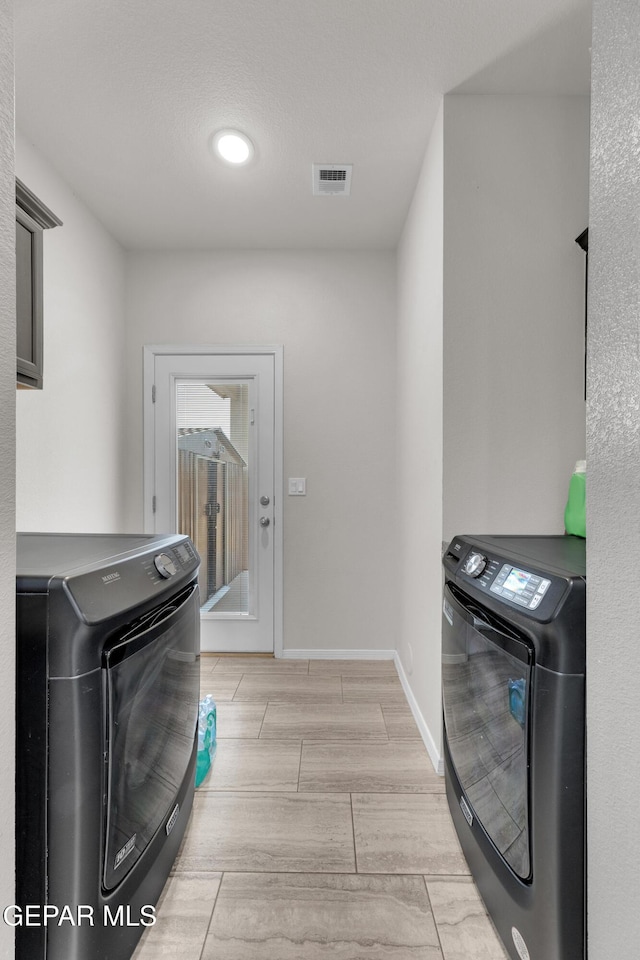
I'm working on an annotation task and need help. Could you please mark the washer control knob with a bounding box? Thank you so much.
[463,552,487,578]
[154,552,178,578]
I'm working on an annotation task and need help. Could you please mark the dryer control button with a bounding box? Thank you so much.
[463,552,487,578]
[154,553,178,578]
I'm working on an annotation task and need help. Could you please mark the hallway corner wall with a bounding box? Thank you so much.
[396,102,445,765]
[587,0,640,954]
[443,94,589,539]
[0,1,15,955]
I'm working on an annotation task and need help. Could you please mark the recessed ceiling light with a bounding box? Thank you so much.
[211,130,254,165]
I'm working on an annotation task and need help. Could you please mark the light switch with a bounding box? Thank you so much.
[288,477,306,496]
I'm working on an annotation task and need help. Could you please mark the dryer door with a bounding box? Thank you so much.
[442,582,533,880]
[103,582,200,891]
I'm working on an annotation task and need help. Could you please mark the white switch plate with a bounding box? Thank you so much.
[288,477,306,496]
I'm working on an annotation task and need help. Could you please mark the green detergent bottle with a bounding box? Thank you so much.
[564,460,586,538]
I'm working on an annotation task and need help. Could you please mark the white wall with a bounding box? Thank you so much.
[587,0,640,954]
[395,105,445,766]
[443,95,589,540]
[395,95,589,769]
[0,1,15,955]
[125,250,397,654]
[15,134,127,533]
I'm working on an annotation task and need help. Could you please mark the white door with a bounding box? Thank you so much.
[144,347,282,654]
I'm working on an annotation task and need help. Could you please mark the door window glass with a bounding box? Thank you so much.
[176,381,249,613]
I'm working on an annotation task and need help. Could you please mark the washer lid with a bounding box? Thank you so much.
[17,532,168,581]
[16,532,200,624]
[462,534,585,579]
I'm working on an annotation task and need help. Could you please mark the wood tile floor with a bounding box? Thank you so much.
[132,657,509,960]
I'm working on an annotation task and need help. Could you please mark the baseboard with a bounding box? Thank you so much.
[393,652,444,776]
[281,649,396,660]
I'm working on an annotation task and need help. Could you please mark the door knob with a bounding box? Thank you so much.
[260,516,270,527]
[260,495,270,506]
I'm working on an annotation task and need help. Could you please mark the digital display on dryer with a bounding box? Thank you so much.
[490,563,552,609]
[502,567,534,595]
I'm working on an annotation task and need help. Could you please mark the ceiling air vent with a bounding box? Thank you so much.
[312,164,353,196]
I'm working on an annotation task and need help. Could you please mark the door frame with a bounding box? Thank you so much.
[142,343,284,658]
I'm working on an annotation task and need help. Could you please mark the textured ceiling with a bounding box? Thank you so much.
[15,0,592,250]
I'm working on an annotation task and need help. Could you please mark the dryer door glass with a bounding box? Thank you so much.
[442,584,532,879]
[103,583,200,891]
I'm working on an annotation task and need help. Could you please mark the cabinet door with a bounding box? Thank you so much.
[16,205,44,389]
[15,179,62,390]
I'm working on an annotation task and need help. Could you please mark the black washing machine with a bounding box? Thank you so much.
[442,535,586,960]
[16,532,201,960]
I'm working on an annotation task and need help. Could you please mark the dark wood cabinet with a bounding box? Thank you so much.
[15,179,61,389]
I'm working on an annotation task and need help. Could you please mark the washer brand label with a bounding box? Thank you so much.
[459,795,473,827]
[443,598,454,626]
[511,927,531,960]
[101,571,121,585]
[114,834,136,870]
[165,803,180,836]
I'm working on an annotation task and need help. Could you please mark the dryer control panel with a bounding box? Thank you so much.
[443,536,575,622]
[490,563,551,610]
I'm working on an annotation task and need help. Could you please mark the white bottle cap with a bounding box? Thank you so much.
[574,460,586,473]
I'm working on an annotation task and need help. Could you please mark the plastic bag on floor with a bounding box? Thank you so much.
[195,694,217,787]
